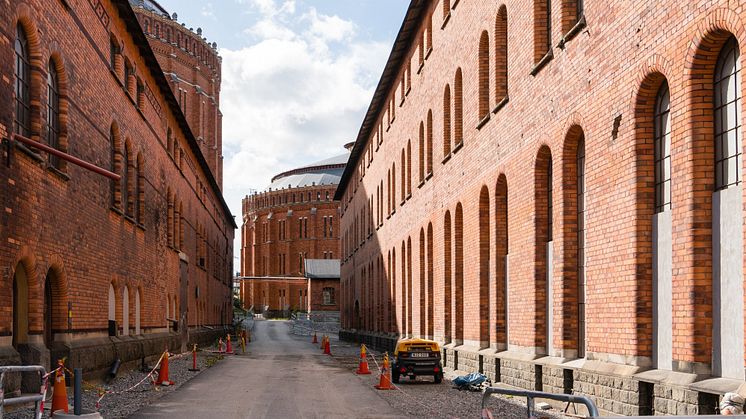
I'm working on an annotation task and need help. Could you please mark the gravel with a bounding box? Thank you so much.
[323,335,565,419]
[3,344,229,419]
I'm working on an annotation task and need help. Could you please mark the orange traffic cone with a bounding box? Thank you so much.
[226,334,234,354]
[375,353,394,390]
[51,359,69,414]
[324,337,332,355]
[156,349,175,386]
[320,335,326,350]
[218,337,224,353]
[312,332,318,344]
[356,344,371,374]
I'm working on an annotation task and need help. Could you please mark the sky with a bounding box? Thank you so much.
[155,0,409,266]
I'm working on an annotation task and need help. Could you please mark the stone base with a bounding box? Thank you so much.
[0,327,228,394]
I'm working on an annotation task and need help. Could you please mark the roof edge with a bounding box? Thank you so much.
[113,0,236,229]
[333,0,425,201]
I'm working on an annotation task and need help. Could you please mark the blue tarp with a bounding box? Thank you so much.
[452,372,487,390]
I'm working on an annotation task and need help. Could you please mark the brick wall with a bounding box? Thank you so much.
[338,0,746,413]
[0,0,234,381]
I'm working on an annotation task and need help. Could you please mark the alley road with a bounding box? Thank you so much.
[131,320,406,419]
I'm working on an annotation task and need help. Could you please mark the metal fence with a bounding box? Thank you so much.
[481,386,599,418]
[0,365,47,419]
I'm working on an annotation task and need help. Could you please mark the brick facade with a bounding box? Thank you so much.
[0,0,234,388]
[131,1,224,188]
[336,0,746,414]
[239,149,347,313]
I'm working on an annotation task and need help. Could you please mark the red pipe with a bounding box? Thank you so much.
[12,134,121,181]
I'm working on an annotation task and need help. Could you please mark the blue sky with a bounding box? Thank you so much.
[154,0,408,264]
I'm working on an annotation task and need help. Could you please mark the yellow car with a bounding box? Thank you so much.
[392,338,443,384]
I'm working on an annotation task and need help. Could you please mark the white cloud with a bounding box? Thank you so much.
[219,1,391,256]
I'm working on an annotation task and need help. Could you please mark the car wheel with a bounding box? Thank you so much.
[392,371,400,384]
[434,373,442,384]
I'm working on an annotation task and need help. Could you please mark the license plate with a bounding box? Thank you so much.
[410,352,429,358]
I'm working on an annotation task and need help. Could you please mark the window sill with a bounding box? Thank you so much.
[137,223,146,231]
[493,95,509,114]
[406,86,412,96]
[441,12,451,29]
[425,47,433,60]
[110,206,124,216]
[531,50,554,76]
[476,113,491,130]
[452,0,460,10]
[452,141,463,154]
[426,172,433,181]
[418,180,425,189]
[558,15,586,49]
[417,61,424,75]
[406,193,412,201]
[123,214,136,225]
[442,153,452,164]
[386,125,390,133]
[400,200,406,206]
[392,209,396,215]
[47,165,70,181]
[400,97,405,107]
[15,141,44,162]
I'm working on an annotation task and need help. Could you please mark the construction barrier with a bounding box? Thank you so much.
[52,359,69,414]
[356,344,371,375]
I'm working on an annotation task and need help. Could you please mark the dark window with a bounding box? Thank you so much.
[714,37,742,190]
[654,81,671,212]
[122,145,130,215]
[14,24,30,137]
[47,61,61,168]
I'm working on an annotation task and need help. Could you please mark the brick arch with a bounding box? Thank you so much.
[632,69,671,359]
[560,125,586,356]
[454,203,464,344]
[10,248,36,346]
[495,5,508,104]
[426,222,434,339]
[443,83,452,157]
[478,185,490,348]
[14,5,43,140]
[42,254,68,336]
[419,227,426,336]
[443,210,452,343]
[478,30,490,119]
[47,52,70,172]
[534,145,552,351]
[681,9,746,365]
[495,173,509,347]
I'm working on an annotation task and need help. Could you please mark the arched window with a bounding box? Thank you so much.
[426,222,434,338]
[407,236,413,335]
[426,110,433,175]
[454,69,463,147]
[135,289,141,335]
[535,145,553,354]
[407,140,412,195]
[443,0,451,20]
[712,36,744,379]
[496,175,509,348]
[419,228,425,335]
[533,0,552,64]
[122,285,130,336]
[14,24,31,137]
[443,84,451,157]
[108,283,116,336]
[47,61,61,168]
[495,7,508,105]
[454,203,464,344]
[479,186,490,348]
[136,153,144,222]
[478,31,490,120]
[443,211,452,343]
[122,141,130,215]
[419,122,425,183]
[392,162,396,212]
[577,138,586,358]
[714,37,741,190]
[654,81,671,212]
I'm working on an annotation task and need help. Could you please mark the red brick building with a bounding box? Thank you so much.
[130,0,224,187]
[239,148,348,315]
[336,0,746,414]
[0,0,234,388]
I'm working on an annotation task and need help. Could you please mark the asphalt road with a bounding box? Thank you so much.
[130,320,406,419]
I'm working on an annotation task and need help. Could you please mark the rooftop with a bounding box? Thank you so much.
[266,149,350,191]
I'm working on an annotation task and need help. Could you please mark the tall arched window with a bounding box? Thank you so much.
[426,110,433,175]
[407,140,412,195]
[714,37,742,191]
[401,241,407,336]
[419,122,425,183]
[478,31,490,120]
[407,236,413,335]
[426,223,434,338]
[577,138,586,358]
[122,285,130,336]
[419,228,426,336]
[136,153,144,222]
[495,7,508,105]
[535,145,553,354]
[479,187,490,348]
[496,175,509,348]
[400,150,406,202]
[108,283,116,336]
[455,203,464,344]
[392,162,396,212]
[533,0,552,64]
[47,61,61,168]
[654,82,671,213]
[712,36,744,379]
[443,0,451,20]
[444,211,452,343]
[443,84,452,157]
[122,142,130,215]
[454,69,464,147]
[14,24,30,137]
